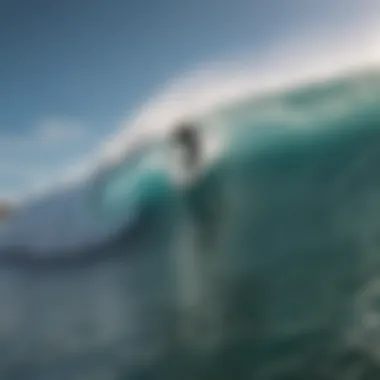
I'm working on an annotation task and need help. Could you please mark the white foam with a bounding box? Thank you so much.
[101,22,380,168]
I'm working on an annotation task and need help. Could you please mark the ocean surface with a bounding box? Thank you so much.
[1,67,380,379]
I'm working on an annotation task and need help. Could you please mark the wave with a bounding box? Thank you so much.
[0,66,380,378]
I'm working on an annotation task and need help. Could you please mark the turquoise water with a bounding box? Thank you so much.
[3,68,380,379]
[89,68,380,379]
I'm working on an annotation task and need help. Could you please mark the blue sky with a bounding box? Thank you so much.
[0,0,379,199]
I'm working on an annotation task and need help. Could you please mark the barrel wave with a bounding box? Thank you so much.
[1,68,380,379]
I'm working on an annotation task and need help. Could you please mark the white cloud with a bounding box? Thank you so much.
[0,118,89,154]
[0,118,102,201]
[35,118,87,144]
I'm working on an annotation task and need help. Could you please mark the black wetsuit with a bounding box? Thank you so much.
[172,123,201,173]
[172,122,222,250]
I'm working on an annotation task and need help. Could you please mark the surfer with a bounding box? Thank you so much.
[172,121,226,349]
[172,121,201,176]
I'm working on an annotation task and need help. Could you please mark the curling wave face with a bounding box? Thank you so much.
[1,68,380,379]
